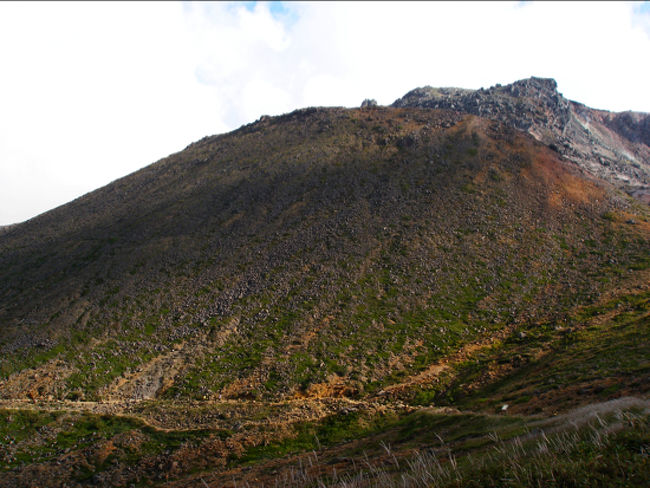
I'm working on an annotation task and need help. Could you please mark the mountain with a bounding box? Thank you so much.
[0,82,648,487]
[393,77,650,202]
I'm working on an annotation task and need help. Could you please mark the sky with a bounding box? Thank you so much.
[1,1,649,225]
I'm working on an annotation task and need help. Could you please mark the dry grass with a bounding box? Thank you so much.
[255,404,649,488]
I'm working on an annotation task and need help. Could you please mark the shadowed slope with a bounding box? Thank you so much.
[1,106,647,405]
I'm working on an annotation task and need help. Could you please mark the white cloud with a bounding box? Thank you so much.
[0,1,222,224]
[0,1,648,224]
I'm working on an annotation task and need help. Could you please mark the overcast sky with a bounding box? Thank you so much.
[1,1,649,225]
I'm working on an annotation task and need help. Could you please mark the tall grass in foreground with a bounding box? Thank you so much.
[263,410,648,488]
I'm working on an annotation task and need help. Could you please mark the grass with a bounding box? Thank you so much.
[257,406,650,487]
[0,408,219,481]
[237,409,401,466]
[64,337,159,399]
[412,288,650,413]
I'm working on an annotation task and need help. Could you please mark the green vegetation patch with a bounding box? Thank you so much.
[237,408,401,465]
[0,408,217,477]
[422,289,650,413]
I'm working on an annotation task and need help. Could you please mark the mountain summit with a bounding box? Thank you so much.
[393,77,650,202]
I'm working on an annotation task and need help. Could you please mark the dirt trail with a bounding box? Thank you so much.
[1,392,647,443]
[0,396,408,432]
[0,398,133,418]
[529,396,650,433]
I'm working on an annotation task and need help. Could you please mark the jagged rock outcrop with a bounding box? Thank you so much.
[393,77,650,202]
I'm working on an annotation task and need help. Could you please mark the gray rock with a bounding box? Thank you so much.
[392,77,650,200]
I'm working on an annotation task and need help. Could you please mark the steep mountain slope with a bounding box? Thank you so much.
[0,103,648,487]
[1,106,647,403]
[393,77,650,202]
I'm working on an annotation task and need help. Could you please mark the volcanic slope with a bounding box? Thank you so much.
[1,105,650,487]
[1,106,647,407]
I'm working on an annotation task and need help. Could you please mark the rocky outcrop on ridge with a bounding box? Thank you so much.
[393,77,650,202]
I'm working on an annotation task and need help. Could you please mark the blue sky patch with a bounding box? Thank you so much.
[240,1,296,22]
[636,1,650,14]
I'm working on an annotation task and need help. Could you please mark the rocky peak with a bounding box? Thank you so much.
[393,77,570,134]
[393,77,649,201]
[497,76,558,97]
[360,98,378,108]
